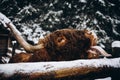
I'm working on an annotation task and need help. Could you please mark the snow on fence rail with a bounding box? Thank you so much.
[0,58,120,80]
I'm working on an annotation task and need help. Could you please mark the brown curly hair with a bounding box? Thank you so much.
[10,29,98,62]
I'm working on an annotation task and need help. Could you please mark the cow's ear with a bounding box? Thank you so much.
[84,30,98,46]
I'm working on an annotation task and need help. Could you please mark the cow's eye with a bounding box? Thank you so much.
[57,37,63,42]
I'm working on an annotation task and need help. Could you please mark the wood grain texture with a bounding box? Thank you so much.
[0,58,120,80]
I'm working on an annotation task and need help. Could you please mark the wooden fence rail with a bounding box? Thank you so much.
[0,58,120,80]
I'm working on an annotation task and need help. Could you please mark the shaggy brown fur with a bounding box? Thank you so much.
[10,29,98,63]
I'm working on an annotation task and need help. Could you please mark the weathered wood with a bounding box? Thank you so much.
[0,12,44,53]
[0,58,120,80]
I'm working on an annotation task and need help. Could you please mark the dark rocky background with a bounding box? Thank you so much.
[0,0,120,53]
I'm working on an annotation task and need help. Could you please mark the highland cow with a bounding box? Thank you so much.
[0,12,111,63]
